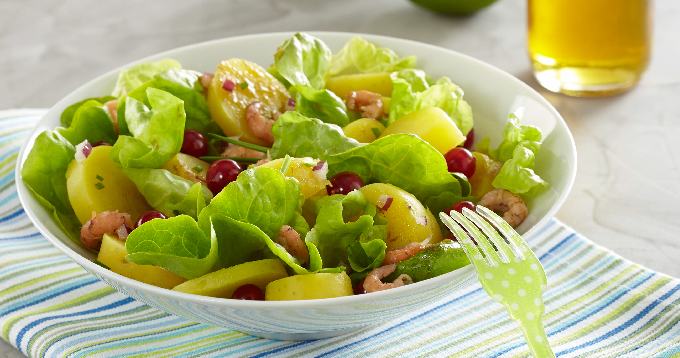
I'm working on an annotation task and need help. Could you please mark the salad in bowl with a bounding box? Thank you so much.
[21,33,553,302]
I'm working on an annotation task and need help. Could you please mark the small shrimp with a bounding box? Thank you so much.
[363,264,413,293]
[199,72,214,90]
[478,189,529,228]
[246,101,279,145]
[346,90,384,119]
[382,242,430,265]
[275,225,309,265]
[221,144,266,160]
[104,100,119,134]
[80,211,132,251]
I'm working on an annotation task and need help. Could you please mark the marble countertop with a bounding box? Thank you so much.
[1,0,678,356]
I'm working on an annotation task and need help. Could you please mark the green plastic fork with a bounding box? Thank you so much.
[439,206,555,358]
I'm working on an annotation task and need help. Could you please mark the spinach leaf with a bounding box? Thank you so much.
[60,96,115,127]
[110,88,185,169]
[293,85,349,127]
[347,225,388,274]
[274,32,331,90]
[57,100,117,146]
[117,68,210,135]
[329,37,416,76]
[325,133,462,204]
[125,215,218,279]
[20,131,81,243]
[122,168,212,218]
[270,112,361,159]
[112,58,181,97]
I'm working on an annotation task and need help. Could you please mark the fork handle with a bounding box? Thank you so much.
[515,316,555,358]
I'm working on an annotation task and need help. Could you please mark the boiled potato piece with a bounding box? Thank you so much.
[259,157,330,199]
[342,118,386,143]
[326,72,393,99]
[206,59,290,146]
[360,183,443,251]
[265,272,353,301]
[160,153,210,184]
[65,146,153,225]
[172,259,288,298]
[379,107,465,154]
[98,234,186,289]
[469,152,502,198]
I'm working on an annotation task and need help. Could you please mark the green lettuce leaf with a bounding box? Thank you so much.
[388,70,473,135]
[270,112,361,159]
[109,88,185,168]
[121,168,212,218]
[329,37,417,76]
[346,225,388,274]
[274,33,331,90]
[325,134,462,204]
[60,96,115,127]
[117,68,210,136]
[304,191,376,268]
[57,100,117,146]
[125,215,218,279]
[293,85,349,126]
[20,131,81,243]
[483,109,543,163]
[112,58,181,97]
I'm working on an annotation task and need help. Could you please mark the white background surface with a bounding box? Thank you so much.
[1,0,678,356]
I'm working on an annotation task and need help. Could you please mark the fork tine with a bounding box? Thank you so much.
[461,208,514,263]
[476,206,528,261]
[439,212,486,267]
[446,210,501,267]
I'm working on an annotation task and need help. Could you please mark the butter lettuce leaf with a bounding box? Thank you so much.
[325,134,462,204]
[388,70,473,135]
[110,88,185,168]
[122,168,212,218]
[274,33,331,90]
[112,58,181,97]
[60,96,115,127]
[270,112,361,159]
[347,225,388,274]
[329,37,416,76]
[293,85,349,127]
[57,100,117,147]
[20,131,81,243]
[125,215,218,279]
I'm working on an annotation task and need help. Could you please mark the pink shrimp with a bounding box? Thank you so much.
[478,189,529,228]
[346,90,384,119]
[363,264,413,293]
[80,211,132,251]
[104,100,119,134]
[382,242,430,265]
[199,72,214,90]
[246,101,279,145]
[275,225,309,265]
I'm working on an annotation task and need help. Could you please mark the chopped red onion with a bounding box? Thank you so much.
[285,98,296,112]
[116,225,130,240]
[222,78,235,91]
[377,194,393,211]
[311,161,328,181]
[415,215,428,226]
[92,140,111,147]
[74,140,92,162]
[312,161,326,171]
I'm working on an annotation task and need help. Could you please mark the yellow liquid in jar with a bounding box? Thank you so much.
[528,0,651,96]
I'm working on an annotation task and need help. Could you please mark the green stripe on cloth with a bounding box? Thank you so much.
[1,109,680,357]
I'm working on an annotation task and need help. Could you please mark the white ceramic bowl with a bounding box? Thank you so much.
[15,32,577,340]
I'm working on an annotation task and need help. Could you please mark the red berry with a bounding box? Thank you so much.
[181,130,208,158]
[462,128,474,150]
[353,280,366,295]
[231,284,265,300]
[446,201,476,215]
[134,211,168,229]
[444,147,476,178]
[206,159,242,196]
[326,172,364,195]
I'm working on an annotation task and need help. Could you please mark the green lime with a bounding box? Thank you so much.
[409,0,499,15]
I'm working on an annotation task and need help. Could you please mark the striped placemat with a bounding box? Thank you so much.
[2,110,680,358]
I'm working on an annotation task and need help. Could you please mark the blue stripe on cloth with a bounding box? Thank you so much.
[0,278,99,317]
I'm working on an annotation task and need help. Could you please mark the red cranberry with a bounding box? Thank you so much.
[446,201,476,215]
[231,284,265,300]
[134,211,168,229]
[444,147,476,179]
[326,172,364,195]
[181,130,209,158]
[206,159,242,196]
[462,128,474,150]
[353,280,366,295]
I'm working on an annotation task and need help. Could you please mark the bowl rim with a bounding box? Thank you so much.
[14,31,576,310]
